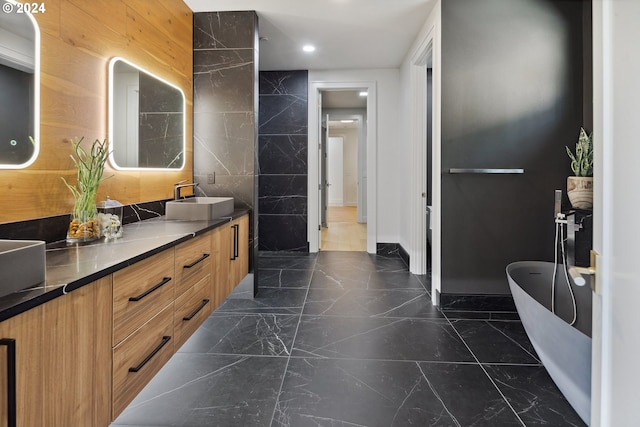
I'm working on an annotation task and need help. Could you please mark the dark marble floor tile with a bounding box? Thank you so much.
[451,320,540,365]
[177,313,299,356]
[292,316,474,362]
[258,268,313,289]
[303,288,443,319]
[216,288,307,315]
[309,268,427,292]
[258,254,317,270]
[485,364,586,426]
[111,354,286,427]
[309,267,373,290]
[316,251,409,273]
[368,271,430,291]
[272,358,523,426]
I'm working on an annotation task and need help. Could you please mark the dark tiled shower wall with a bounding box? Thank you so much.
[258,71,309,251]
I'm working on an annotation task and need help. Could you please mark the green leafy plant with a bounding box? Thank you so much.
[61,137,112,221]
[566,127,593,177]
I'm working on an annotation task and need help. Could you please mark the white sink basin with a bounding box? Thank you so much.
[0,240,45,298]
[165,197,234,221]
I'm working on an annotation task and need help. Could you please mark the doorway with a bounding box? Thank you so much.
[308,82,377,253]
[322,116,367,251]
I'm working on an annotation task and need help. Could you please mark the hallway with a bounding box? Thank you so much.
[321,206,367,251]
[112,251,584,426]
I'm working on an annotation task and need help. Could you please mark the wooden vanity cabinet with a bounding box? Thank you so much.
[228,215,249,291]
[0,218,248,426]
[173,233,213,349]
[210,214,249,308]
[0,306,44,427]
[0,276,112,427]
[43,276,112,427]
[111,250,176,419]
[211,224,231,308]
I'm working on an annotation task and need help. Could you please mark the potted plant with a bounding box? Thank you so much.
[61,137,111,242]
[565,127,593,210]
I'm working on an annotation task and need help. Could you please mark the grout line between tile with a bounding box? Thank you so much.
[268,253,318,425]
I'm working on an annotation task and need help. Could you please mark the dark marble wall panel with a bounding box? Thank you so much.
[258,96,308,135]
[194,12,257,49]
[258,135,307,175]
[259,72,308,95]
[193,11,259,288]
[259,215,308,252]
[259,176,308,215]
[258,71,308,252]
[194,50,255,113]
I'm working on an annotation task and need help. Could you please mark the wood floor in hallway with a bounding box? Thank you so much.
[321,206,366,251]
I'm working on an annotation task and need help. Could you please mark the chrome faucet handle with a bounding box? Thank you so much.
[173,181,198,199]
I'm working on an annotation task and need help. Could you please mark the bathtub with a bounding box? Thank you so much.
[506,261,592,425]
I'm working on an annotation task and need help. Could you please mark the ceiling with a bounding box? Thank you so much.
[183,0,435,71]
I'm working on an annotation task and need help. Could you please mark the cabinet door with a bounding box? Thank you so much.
[113,249,175,346]
[211,224,230,309]
[0,306,43,427]
[229,215,249,290]
[174,232,212,299]
[43,276,113,427]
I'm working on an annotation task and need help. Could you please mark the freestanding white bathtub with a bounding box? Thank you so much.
[506,261,592,426]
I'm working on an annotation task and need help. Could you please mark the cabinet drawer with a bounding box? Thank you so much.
[113,250,175,346]
[174,274,212,350]
[174,233,211,298]
[112,303,174,418]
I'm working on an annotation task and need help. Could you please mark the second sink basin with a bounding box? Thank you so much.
[0,240,46,298]
[165,197,234,221]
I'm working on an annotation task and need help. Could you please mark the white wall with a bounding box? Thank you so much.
[593,0,640,425]
[309,69,401,243]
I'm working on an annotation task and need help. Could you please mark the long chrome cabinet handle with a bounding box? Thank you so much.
[128,277,172,302]
[183,253,210,269]
[230,224,239,261]
[0,338,16,427]
[128,336,171,373]
[448,168,525,174]
[182,299,210,321]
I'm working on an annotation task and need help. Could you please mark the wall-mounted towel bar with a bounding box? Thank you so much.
[448,168,525,174]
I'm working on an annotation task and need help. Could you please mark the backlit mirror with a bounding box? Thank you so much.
[108,57,185,170]
[0,0,40,169]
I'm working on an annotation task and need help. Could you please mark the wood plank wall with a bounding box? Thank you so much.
[0,0,193,223]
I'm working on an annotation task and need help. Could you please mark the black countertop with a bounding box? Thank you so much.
[0,210,249,323]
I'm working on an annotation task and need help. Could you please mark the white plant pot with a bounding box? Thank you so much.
[567,176,593,210]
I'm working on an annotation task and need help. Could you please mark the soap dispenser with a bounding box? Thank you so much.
[97,197,123,239]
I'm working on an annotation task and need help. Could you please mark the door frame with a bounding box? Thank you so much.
[408,13,441,305]
[308,81,377,253]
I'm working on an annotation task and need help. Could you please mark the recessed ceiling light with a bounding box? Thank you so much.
[359,91,368,97]
[340,120,354,123]
[303,45,316,53]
